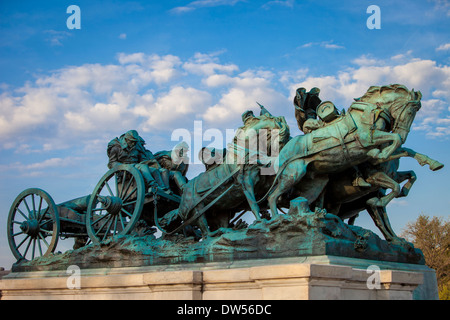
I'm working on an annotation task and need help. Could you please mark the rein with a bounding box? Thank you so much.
[391,100,419,134]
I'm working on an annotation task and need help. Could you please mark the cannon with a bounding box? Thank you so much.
[6,164,182,262]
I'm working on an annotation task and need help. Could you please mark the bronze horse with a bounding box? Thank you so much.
[158,84,429,241]
[266,84,423,218]
[159,113,290,237]
[321,147,443,243]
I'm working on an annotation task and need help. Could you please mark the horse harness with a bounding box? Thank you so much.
[348,101,393,143]
[153,166,241,235]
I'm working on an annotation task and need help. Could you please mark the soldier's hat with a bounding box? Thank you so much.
[316,101,339,122]
[123,130,139,142]
[241,110,255,123]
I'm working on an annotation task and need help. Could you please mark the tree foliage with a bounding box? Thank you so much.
[401,214,450,300]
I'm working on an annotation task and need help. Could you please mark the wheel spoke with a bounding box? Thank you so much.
[122,199,137,206]
[113,215,118,235]
[37,238,43,256]
[37,196,43,216]
[31,194,37,219]
[87,166,144,244]
[121,208,133,218]
[11,231,25,237]
[121,174,134,199]
[118,214,125,230]
[31,238,36,260]
[95,214,113,236]
[35,196,44,222]
[8,189,59,260]
[40,229,53,236]
[122,186,137,202]
[37,207,49,224]
[119,171,128,198]
[23,198,32,217]
[23,237,33,258]
[16,207,28,221]
[102,216,114,241]
[92,211,110,225]
[16,235,30,250]
[39,218,54,228]
[38,232,50,249]
[115,174,120,198]
[105,180,114,197]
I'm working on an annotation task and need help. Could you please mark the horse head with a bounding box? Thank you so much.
[356,84,422,143]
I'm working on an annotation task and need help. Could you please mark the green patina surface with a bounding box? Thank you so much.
[7,84,443,271]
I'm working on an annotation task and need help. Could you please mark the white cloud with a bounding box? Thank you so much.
[352,55,380,66]
[436,43,450,51]
[0,156,86,177]
[390,50,414,62]
[117,52,145,64]
[203,70,288,124]
[288,54,450,138]
[44,30,71,46]
[1,50,449,163]
[139,86,212,131]
[429,0,450,16]
[299,41,345,50]
[183,52,238,76]
[170,0,244,14]
[0,53,186,147]
[262,0,295,9]
[322,43,345,50]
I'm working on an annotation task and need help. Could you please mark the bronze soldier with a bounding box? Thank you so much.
[294,87,322,133]
[107,130,171,192]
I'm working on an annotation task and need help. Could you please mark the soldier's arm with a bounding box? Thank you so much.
[139,147,162,168]
[107,145,122,169]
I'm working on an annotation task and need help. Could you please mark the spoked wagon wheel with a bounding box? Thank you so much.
[86,164,145,244]
[7,188,60,261]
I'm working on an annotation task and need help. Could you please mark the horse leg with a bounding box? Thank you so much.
[192,203,219,238]
[370,147,444,171]
[239,168,262,220]
[267,159,307,218]
[395,170,417,198]
[401,147,444,171]
[366,204,398,242]
[364,171,402,242]
[370,131,402,161]
[365,171,401,208]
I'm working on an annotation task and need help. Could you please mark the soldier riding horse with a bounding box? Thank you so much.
[266,84,423,218]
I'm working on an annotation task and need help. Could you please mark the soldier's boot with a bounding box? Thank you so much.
[352,176,372,188]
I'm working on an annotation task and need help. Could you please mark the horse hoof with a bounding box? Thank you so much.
[429,161,444,171]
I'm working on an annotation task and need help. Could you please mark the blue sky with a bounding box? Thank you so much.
[0,0,449,268]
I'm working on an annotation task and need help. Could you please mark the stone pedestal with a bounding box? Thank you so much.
[0,256,438,300]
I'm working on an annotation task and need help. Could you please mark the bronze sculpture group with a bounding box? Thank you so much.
[6,84,444,263]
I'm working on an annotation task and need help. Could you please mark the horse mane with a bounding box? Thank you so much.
[357,84,416,102]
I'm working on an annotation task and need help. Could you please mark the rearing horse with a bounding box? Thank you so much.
[267,84,422,217]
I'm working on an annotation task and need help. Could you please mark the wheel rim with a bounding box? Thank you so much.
[86,165,145,244]
[7,188,60,261]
